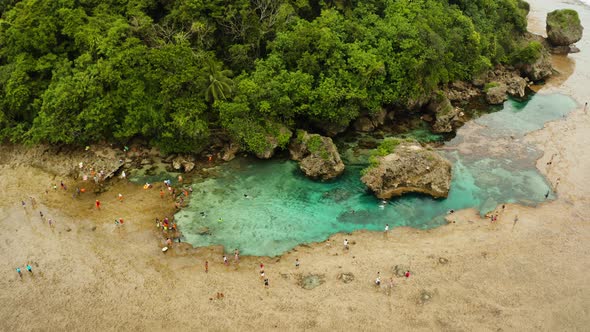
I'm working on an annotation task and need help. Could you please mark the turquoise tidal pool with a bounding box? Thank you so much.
[175,93,578,256]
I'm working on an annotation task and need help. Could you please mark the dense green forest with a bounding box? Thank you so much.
[0,0,532,154]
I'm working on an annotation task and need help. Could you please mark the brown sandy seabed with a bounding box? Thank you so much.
[1,2,590,331]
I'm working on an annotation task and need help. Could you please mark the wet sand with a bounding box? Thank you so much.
[1,1,590,330]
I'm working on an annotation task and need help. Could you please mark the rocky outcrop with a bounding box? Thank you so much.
[353,108,388,132]
[546,9,583,47]
[361,141,452,199]
[312,119,349,137]
[289,130,345,180]
[255,126,292,159]
[353,117,375,132]
[405,94,431,111]
[519,50,553,81]
[480,66,528,104]
[221,143,239,162]
[172,155,196,172]
[426,93,464,133]
[443,81,480,102]
[485,85,508,105]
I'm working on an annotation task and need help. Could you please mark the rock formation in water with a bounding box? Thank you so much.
[312,119,349,137]
[426,93,465,133]
[471,66,529,104]
[289,130,345,180]
[361,141,452,199]
[255,126,292,159]
[353,108,388,132]
[172,154,196,172]
[546,9,583,47]
[221,142,239,162]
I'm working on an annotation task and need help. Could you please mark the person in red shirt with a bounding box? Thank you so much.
[405,270,410,278]
[95,200,101,210]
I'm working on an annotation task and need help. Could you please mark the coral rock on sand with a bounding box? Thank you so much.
[361,141,452,199]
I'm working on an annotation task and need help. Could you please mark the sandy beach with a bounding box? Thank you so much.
[1,1,589,331]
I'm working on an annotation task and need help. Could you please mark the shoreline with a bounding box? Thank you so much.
[1,1,589,330]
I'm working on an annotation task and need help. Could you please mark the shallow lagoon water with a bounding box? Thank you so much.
[176,94,577,256]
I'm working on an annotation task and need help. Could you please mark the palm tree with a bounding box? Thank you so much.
[204,59,234,103]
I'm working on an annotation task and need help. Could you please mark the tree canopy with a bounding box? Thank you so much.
[0,0,531,154]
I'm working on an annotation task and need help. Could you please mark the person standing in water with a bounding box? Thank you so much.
[384,224,389,233]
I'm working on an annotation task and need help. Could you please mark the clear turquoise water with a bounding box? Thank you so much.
[175,94,578,256]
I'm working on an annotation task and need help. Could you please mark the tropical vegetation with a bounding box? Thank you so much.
[0,0,533,154]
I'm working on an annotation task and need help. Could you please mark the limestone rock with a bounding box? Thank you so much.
[405,93,431,111]
[505,76,527,98]
[427,93,464,133]
[353,117,375,132]
[182,161,195,172]
[172,155,196,172]
[371,108,388,127]
[519,50,553,81]
[289,130,345,181]
[221,143,239,162]
[312,119,349,137]
[337,272,355,284]
[254,126,292,159]
[569,45,581,53]
[443,81,481,102]
[483,69,527,105]
[361,141,452,199]
[353,109,388,133]
[485,85,509,105]
[546,9,583,47]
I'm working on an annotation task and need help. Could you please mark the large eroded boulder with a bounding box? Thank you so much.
[485,85,508,105]
[546,9,584,46]
[254,126,292,159]
[172,155,196,172]
[443,81,481,102]
[481,66,528,104]
[361,141,452,199]
[427,93,464,133]
[519,50,553,81]
[289,130,345,180]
